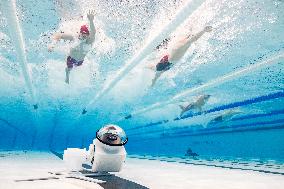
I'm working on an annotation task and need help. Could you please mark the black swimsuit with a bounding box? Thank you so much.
[156,55,172,71]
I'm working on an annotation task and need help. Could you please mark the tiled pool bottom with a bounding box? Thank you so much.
[118,156,284,189]
[1,151,284,189]
[128,154,284,175]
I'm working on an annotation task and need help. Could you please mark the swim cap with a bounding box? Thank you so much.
[80,25,89,35]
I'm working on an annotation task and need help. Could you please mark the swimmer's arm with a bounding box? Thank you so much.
[53,33,74,41]
[144,54,159,70]
[145,51,164,69]
[147,54,159,61]
[48,33,74,52]
[187,26,212,43]
[87,11,96,43]
[188,30,206,43]
[145,57,161,70]
[146,64,156,70]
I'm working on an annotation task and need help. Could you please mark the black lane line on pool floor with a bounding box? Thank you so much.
[128,156,284,176]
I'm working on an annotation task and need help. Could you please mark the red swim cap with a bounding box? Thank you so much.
[80,25,89,35]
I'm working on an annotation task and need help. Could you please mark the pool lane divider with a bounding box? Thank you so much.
[175,119,284,137]
[127,110,284,137]
[0,118,28,136]
[232,109,284,121]
[0,0,38,109]
[126,51,284,119]
[81,0,207,115]
[128,116,284,138]
[126,90,284,132]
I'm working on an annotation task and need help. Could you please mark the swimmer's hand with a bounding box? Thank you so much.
[48,44,55,52]
[204,26,213,32]
[87,10,95,21]
[48,33,62,52]
[52,33,62,41]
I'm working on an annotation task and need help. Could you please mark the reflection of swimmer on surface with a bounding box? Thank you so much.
[179,94,211,117]
[48,10,96,84]
[98,125,123,145]
[209,109,243,125]
[101,132,122,145]
[147,26,212,87]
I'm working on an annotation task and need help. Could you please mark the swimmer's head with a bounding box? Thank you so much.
[79,25,89,40]
[204,94,211,100]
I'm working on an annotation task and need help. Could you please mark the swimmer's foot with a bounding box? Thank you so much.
[204,26,213,32]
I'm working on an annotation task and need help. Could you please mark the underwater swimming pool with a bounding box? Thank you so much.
[0,0,283,188]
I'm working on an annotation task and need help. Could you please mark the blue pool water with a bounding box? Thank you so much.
[0,0,284,164]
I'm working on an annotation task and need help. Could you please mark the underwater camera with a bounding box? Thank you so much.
[63,124,128,172]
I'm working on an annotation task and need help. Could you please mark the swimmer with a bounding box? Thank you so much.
[148,26,212,87]
[209,109,243,125]
[179,94,211,117]
[48,10,96,84]
[185,148,199,158]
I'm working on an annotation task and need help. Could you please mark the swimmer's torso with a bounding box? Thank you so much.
[195,96,207,106]
[69,38,93,61]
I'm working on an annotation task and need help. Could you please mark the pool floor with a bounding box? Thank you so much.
[0,151,283,189]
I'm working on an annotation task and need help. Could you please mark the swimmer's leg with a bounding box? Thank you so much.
[169,27,211,62]
[169,37,199,62]
[65,67,72,84]
[180,110,186,117]
[151,71,163,87]
[197,106,202,113]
